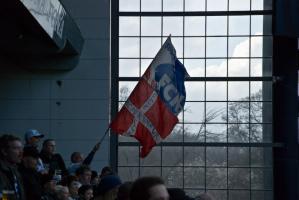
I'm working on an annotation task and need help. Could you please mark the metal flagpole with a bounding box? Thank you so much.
[99,127,110,144]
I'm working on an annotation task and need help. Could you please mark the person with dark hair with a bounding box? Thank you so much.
[62,175,81,200]
[130,176,169,200]
[195,193,214,200]
[40,139,67,178]
[55,185,70,200]
[99,166,114,179]
[68,142,100,175]
[94,175,122,200]
[167,188,194,200]
[0,134,25,200]
[41,174,57,200]
[19,146,43,200]
[78,185,93,200]
[116,181,132,200]
[76,165,92,185]
[91,170,100,186]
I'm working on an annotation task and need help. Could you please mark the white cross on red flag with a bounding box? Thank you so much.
[110,37,189,158]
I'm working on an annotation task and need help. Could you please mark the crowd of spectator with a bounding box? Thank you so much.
[0,130,214,200]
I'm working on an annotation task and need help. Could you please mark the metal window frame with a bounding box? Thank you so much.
[111,0,275,198]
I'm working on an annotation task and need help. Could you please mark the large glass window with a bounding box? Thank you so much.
[112,0,273,199]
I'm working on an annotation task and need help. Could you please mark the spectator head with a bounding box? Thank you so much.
[0,134,23,164]
[116,181,133,200]
[24,129,44,147]
[91,170,99,185]
[41,174,57,193]
[22,146,39,169]
[55,185,70,200]
[78,185,94,200]
[63,175,81,198]
[69,180,82,198]
[71,152,84,163]
[195,193,214,200]
[168,188,194,200]
[42,139,56,155]
[130,176,169,200]
[100,166,114,178]
[76,165,92,185]
[95,175,122,199]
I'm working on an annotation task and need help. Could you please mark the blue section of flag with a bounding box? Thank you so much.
[154,58,188,116]
[174,59,188,101]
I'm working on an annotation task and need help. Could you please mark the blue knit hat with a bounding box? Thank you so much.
[96,175,122,195]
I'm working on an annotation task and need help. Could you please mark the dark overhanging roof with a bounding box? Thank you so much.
[0,0,84,70]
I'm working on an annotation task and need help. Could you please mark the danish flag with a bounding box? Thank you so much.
[110,37,189,157]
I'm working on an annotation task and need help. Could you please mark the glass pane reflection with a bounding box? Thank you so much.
[162,167,183,188]
[184,59,205,77]
[119,59,139,77]
[119,0,140,11]
[141,0,161,12]
[141,17,161,36]
[184,167,205,188]
[185,17,205,36]
[118,167,139,182]
[207,16,227,36]
[206,82,227,101]
[163,0,184,12]
[207,168,227,189]
[140,147,161,166]
[207,0,228,11]
[119,37,139,57]
[185,82,205,101]
[184,102,205,123]
[228,59,249,77]
[229,0,250,11]
[184,124,205,142]
[184,147,205,166]
[207,37,227,57]
[206,102,227,123]
[207,147,227,166]
[228,168,250,189]
[185,0,205,11]
[229,16,250,35]
[228,147,250,167]
[119,17,139,36]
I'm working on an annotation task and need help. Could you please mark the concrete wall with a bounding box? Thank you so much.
[0,0,110,171]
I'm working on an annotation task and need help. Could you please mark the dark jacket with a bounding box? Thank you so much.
[41,192,57,200]
[18,164,42,200]
[0,160,26,200]
[83,149,96,166]
[40,151,67,177]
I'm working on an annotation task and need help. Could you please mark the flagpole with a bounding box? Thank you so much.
[99,127,110,144]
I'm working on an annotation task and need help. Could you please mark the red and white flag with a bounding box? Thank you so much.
[110,37,189,157]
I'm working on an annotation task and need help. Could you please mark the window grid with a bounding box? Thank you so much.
[248,1,253,199]
[114,0,273,199]
[226,2,229,198]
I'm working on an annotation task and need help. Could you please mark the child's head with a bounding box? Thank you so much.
[78,184,94,200]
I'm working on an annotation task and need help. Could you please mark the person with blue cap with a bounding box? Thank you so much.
[24,129,47,174]
[24,129,44,148]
